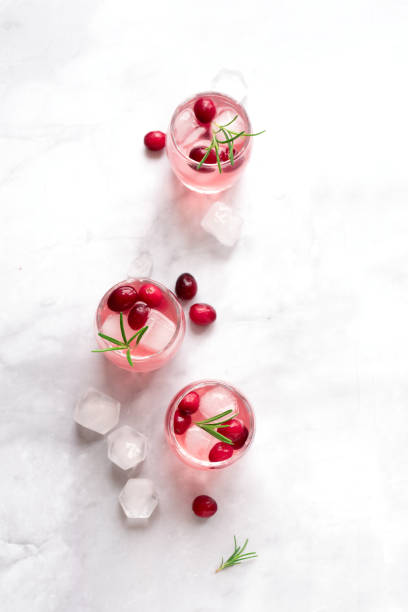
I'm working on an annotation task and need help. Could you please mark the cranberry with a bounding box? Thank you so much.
[217,418,244,444]
[128,301,150,330]
[189,303,216,326]
[175,273,198,300]
[192,495,218,518]
[179,391,200,415]
[189,146,217,164]
[232,426,249,450]
[107,285,138,312]
[174,409,191,435]
[193,97,216,124]
[209,442,233,462]
[144,131,166,151]
[138,283,163,308]
[219,146,237,162]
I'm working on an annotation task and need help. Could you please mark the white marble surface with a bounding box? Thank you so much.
[1,1,408,610]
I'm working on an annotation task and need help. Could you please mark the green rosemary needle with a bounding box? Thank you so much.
[216,536,258,573]
[92,311,148,367]
[196,115,265,174]
[194,409,238,445]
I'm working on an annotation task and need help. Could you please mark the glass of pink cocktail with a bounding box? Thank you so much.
[167,92,260,194]
[94,278,185,372]
[165,380,255,470]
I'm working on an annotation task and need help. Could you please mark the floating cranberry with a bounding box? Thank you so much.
[175,273,198,300]
[193,97,216,124]
[174,409,191,435]
[209,442,233,462]
[189,303,216,326]
[217,418,245,444]
[189,146,217,164]
[144,131,166,151]
[219,146,237,162]
[232,426,249,450]
[192,495,218,518]
[179,391,200,415]
[107,286,138,312]
[139,283,163,308]
[128,301,150,330]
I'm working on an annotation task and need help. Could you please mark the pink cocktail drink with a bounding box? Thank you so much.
[165,380,255,470]
[95,278,185,372]
[167,92,252,194]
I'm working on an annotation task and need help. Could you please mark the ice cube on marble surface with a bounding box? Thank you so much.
[127,250,153,279]
[199,385,238,420]
[119,478,158,519]
[74,388,120,435]
[201,201,243,247]
[183,425,214,459]
[140,309,176,353]
[211,68,248,103]
[107,425,147,470]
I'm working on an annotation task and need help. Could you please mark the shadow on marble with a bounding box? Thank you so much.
[74,422,103,444]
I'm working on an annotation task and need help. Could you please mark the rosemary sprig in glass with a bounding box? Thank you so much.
[92,311,148,367]
[216,536,258,573]
[194,408,238,445]
[196,115,265,174]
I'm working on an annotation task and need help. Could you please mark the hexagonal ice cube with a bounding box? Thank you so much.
[74,388,120,435]
[201,201,243,247]
[119,478,158,519]
[107,425,147,470]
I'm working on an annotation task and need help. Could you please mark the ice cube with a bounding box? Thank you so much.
[174,108,196,141]
[119,478,158,519]
[140,309,176,353]
[107,425,147,470]
[211,69,248,103]
[101,313,133,343]
[74,388,120,435]
[199,385,238,420]
[201,201,243,247]
[127,251,153,279]
[183,425,214,460]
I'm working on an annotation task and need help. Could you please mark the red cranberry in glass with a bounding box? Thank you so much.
[217,418,245,444]
[107,286,138,312]
[139,283,163,308]
[219,146,237,162]
[128,301,150,330]
[189,303,216,326]
[144,131,166,151]
[174,409,191,435]
[232,426,249,450]
[179,391,200,415]
[175,273,198,300]
[209,442,233,462]
[189,146,217,164]
[193,97,216,124]
[192,495,218,518]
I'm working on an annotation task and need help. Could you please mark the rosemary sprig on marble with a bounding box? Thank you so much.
[216,536,258,573]
[92,312,148,367]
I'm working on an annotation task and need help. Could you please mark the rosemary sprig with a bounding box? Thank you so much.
[194,409,238,445]
[216,536,257,573]
[92,312,148,367]
[196,115,265,174]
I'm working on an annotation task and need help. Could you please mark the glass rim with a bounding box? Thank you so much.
[95,277,185,362]
[169,91,252,168]
[166,379,255,469]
